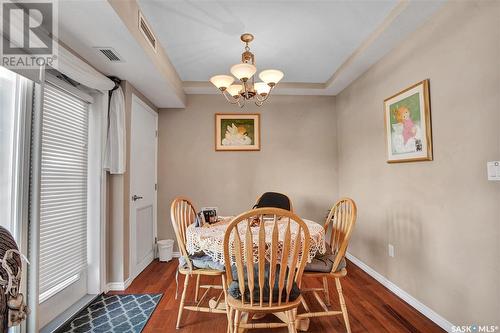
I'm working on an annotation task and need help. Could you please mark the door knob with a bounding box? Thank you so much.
[132,194,143,201]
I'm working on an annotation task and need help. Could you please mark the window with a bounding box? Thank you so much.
[38,82,89,302]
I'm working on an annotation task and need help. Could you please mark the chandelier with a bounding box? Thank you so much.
[209,33,284,107]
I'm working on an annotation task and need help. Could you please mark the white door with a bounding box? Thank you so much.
[130,95,158,279]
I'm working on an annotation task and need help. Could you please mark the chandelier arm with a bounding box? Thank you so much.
[255,94,266,102]
[225,89,245,107]
[221,90,241,105]
[254,85,275,105]
[254,94,268,106]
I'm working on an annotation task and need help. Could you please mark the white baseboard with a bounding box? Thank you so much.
[346,252,454,332]
[105,252,182,291]
[106,276,133,292]
[107,253,181,292]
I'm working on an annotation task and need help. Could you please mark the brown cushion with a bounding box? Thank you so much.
[305,245,346,273]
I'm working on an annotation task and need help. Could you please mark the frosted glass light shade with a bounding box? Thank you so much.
[209,75,234,89]
[254,82,271,95]
[226,84,242,97]
[230,63,257,80]
[259,69,284,85]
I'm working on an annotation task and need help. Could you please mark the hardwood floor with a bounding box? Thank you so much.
[113,259,445,333]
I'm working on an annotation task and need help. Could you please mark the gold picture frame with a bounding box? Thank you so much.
[215,113,260,151]
[384,79,432,163]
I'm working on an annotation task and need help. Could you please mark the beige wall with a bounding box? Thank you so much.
[107,81,158,283]
[335,0,500,326]
[158,95,337,249]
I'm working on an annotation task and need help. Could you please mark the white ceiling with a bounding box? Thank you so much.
[57,1,185,107]
[54,0,445,106]
[138,0,398,83]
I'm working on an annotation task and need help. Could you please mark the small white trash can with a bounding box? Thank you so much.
[158,239,174,262]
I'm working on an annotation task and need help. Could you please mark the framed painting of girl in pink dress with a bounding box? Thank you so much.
[384,79,433,163]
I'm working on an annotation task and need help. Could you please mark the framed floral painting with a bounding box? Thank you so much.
[215,113,260,151]
[384,80,432,163]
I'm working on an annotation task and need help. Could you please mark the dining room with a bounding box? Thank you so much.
[144,2,499,332]
[119,0,499,330]
[0,0,498,333]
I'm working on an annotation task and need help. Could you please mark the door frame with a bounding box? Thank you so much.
[129,94,158,281]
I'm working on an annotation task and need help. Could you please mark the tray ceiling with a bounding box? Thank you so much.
[138,0,398,83]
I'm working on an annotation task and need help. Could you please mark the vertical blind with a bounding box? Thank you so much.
[39,82,89,298]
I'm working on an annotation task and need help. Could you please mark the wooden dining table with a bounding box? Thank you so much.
[185,216,327,332]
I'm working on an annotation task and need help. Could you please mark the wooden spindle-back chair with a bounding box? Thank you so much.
[300,197,357,333]
[170,197,227,330]
[223,208,311,333]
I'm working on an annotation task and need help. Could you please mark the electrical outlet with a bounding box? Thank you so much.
[388,244,395,257]
[487,161,500,181]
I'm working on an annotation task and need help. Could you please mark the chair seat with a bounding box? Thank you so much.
[178,255,225,275]
[191,254,225,271]
[178,254,225,271]
[227,293,303,313]
[178,265,224,276]
[304,246,346,273]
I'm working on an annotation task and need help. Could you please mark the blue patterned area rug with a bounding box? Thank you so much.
[58,294,162,333]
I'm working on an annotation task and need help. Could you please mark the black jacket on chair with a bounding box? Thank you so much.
[253,192,291,211]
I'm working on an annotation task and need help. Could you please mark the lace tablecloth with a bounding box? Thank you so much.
[186,217,326,265]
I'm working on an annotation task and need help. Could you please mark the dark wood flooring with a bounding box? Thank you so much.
[112,259,444,333]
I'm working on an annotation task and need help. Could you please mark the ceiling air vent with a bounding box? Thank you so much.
[95,47,123,62]
[138,11,157,52]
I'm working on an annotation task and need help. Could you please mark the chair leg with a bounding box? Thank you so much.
[227,306,234,333]
[176,274,190,329]
[222,275,232,333]
[238,312,249,333]
[335,278,351,333]
[287,309,297,333]
[322,276,331,306]
[234,309,240,333]
[194,274,201,302]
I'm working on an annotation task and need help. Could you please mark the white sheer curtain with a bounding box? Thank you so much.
[0,67,16,231]
[0,66,26,238]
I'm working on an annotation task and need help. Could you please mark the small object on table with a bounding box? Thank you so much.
[201,216,232,228]
[200,207,218,225]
